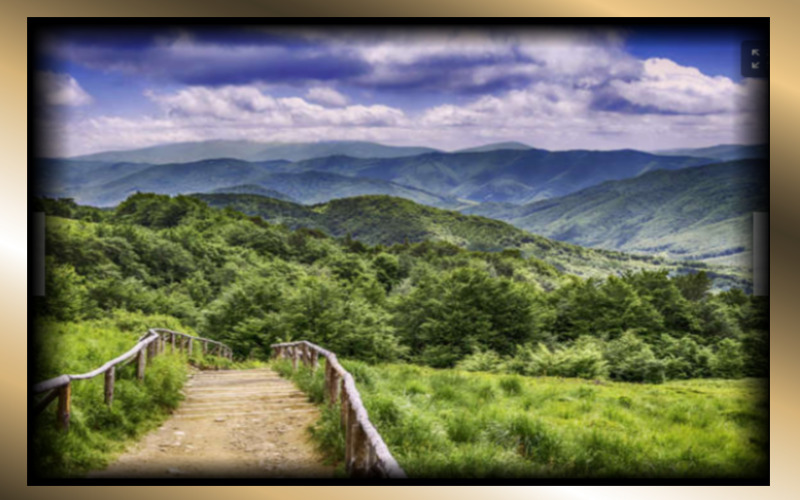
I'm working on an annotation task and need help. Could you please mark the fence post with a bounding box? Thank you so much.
[171,332,175,353]
[340,383,350,431]
[188,338,193,357]
[350,418,369,477]
[202,340,207,356]
[137,348,146,381]
[56,382,71,432]
[329,366,340,407]
[292,347,299,371]
[104,366,115,407]
[311,350,319,372]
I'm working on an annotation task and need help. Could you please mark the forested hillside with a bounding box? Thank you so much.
[463,160,768,266]
[289,148,710,204]
[38,145,712,209]
[191,193,749,289]
[35,193,767,381]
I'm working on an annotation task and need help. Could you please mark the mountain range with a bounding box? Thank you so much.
[463,159,767,267]
[40,142,727,207]
[37,139,767,270]
[68,140,439,164]
[189,193,750,291]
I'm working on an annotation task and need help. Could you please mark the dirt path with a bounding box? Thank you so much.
[88,368,335,478]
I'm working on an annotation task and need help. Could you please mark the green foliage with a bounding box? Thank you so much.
[39,193,768,382]
[511,340,608,379]
[32,312,192,477]
[285,361,767,478]
[604,331,666,384]
[456,348,505,373]
[710,339,746,378]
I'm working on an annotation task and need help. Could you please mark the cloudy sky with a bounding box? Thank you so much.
[36,25,766,157]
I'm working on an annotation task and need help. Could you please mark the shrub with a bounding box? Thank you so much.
[456,348,505,373]
[710,338,746,378]
[604,331,665,383]
[509,340,608,379]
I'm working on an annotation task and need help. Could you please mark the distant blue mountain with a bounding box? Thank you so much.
[69,140,440,164]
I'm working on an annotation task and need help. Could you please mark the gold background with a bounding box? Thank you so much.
[6,1,795,498]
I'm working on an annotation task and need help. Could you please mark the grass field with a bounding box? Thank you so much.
[275,359,768,479]
[30,311,261,478]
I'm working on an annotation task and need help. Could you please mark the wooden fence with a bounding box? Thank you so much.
[31,328,233,432]
[271,341,406,479]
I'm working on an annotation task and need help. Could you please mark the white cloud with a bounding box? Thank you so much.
[38,72,93,107]
[305,87,349,107]
[145,85,404,127]
[608,58,745,114]
[44,51,765,157]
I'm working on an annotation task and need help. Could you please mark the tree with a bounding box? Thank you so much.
[710,338,745,378]
[604,330,665,383]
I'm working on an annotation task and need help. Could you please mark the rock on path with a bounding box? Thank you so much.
[88,368,334,478]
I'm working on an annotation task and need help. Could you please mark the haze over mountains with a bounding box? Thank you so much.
[37,139,767,269]
[69,140,439,164]
[464,159,767,267]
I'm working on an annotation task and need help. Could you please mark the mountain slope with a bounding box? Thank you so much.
[455,141,532,153]
[291,149,712,204]
[36,159,154,199]
[463,159,768,266]
[656,144,766,161]
[56,157,465,208]
[62,158,287,206]
[209,184,299,203]
[70,140,439,164]
[192,193,748,289]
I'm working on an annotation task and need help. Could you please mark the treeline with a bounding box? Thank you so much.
[35,194,767,383]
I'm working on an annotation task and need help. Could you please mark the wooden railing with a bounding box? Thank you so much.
[271,341,406,479]
[31,328,233,432]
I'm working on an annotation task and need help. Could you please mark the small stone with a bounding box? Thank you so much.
[167,467,182,475]
[174,431,185,437]
[215,417,226,422]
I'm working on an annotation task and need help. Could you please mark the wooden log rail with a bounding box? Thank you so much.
[271,341,406,479]
[31,328,233,432]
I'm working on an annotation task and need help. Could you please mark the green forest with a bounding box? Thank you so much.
[33,193,768,477]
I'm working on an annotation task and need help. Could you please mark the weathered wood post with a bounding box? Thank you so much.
[311,349,319,372]
[202,340,207,356]
[328,364,340,407]
[57,382,71,432]
[104,366,115,407]
[136,348,146,381]
[348,407,368,476]
[187,338,193,357]
[148,338,156,358]
[350,420,369,477]
[340,383,350,432]
[292,346,299,371]
[171,332,176,353]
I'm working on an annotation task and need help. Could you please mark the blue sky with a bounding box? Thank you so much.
[36,26,766,156]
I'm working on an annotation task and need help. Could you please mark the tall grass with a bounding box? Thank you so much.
[276,358,767,479]
[31,311,224,478]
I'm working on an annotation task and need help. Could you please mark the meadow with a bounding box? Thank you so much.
[31,311,259,478]
[274,358,768,479]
